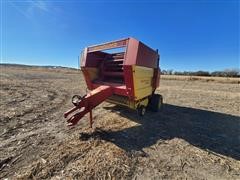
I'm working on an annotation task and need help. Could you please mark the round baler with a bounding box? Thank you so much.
[64,37,163,127]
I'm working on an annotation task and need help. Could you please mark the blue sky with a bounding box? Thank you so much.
[1,0,239,71]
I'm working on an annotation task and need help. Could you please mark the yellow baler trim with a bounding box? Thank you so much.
[132,66,154,100]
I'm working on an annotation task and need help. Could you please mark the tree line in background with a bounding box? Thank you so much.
[161,68,240,77]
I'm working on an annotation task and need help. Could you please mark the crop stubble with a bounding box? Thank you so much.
[0,66,239,179]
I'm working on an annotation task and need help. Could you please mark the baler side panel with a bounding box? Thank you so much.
[132,66,154,100]
[153,68,161,89]
[123,65,135,100]
[136,42,159,68]
[81,67,99,90]
[82,51,107,67]
[124,38,139,66]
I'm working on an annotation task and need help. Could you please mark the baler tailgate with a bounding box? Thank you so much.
[64,85,113,127]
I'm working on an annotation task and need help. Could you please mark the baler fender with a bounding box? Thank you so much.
[64,85,113,127]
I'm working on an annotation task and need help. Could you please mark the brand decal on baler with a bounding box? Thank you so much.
[140,79,150,85]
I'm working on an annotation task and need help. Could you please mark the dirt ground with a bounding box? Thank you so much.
[0,65,240,179]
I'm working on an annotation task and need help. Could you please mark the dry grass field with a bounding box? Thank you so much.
[161,75,240,84]
[0,65,240,179]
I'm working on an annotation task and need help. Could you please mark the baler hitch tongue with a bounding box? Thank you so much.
[64,85,113,127]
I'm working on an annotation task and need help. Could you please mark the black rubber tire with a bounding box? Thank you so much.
[148,94,163,112]
[137,105,146,116]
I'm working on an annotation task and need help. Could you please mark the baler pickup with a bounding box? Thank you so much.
[64,85,113,127]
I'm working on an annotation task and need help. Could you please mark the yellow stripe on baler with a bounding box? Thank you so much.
[132,66,154,100]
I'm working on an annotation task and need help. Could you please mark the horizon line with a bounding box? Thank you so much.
[0,63,239,73]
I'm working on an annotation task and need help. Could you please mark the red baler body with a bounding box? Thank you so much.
[64,37,160,127]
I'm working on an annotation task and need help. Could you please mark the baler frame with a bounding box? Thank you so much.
[64,37,162,127]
